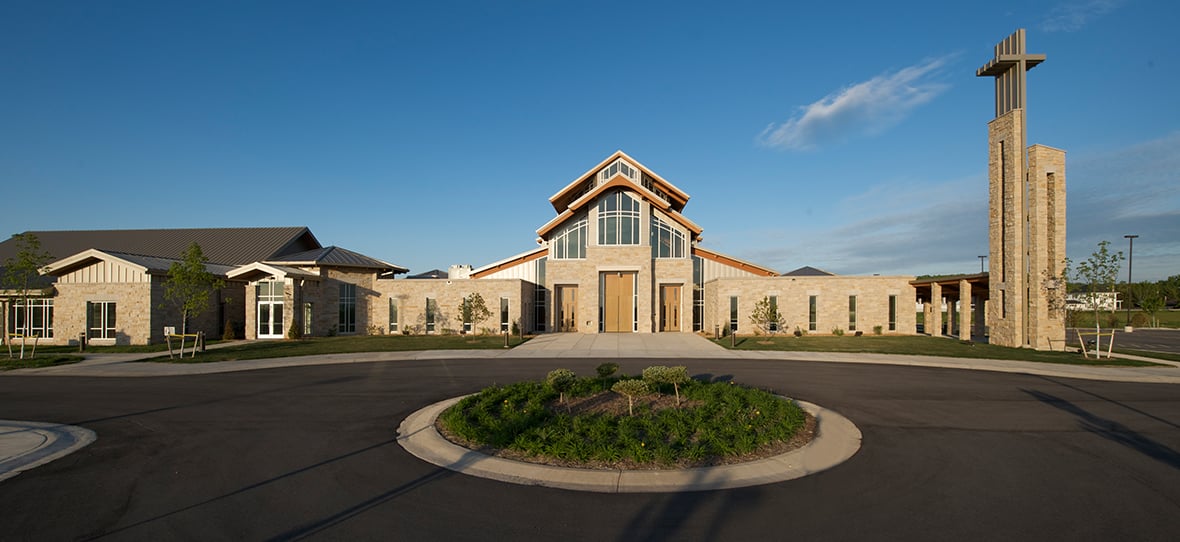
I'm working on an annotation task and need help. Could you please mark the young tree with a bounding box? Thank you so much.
[1073,240,1124,329]
[546,368,576,405]
[642,365,690,406]
[457,292,492,334]
[749,296,784,335]
[611,379,649,416]
[2,233,53,358]
[163,242,225,335]
[1138,285,1165,328]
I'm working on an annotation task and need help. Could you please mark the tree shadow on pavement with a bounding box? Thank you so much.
[1024,388,1180,470]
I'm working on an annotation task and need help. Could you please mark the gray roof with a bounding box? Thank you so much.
[407,269,448,279]
[782,266,835,277]
[268,246,408,273]
[0,227,321,266]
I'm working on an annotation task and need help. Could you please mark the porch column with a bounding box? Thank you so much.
[929,282,943,338]
[959,280,972,341]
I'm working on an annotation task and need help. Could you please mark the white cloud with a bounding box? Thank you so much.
[758,56,954,151]
[1041,0,1125,33]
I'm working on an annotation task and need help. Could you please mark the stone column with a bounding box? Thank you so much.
[959,280,972,341]
[930,282,943,338]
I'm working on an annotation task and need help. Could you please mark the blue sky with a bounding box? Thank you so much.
[2,0,1177,281]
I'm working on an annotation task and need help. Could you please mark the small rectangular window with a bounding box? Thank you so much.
[768,296,779,333]
[888,295,897,332]
[808,296,817,331]
[87,301,117,340]
[426,297,436,333]
[500,297,509,332]
[729,296,738,332]
[304,302,313,336]
[849,295,857,332]
[389,298,398,333]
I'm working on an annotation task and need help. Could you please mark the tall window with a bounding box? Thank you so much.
[597,191,640,246]
[500,297,510,332]
[552,218,587,259]
[339,283,356,334]
[692,256,704,331]
[388,298,399,333]
[809,295,817,331]
[426,297,437,333]
[303,302,313,336]
[9,299,53,339]
[888,295,898,331]
[768,296,779,333]
[87,301,116,340]
[849,295,857,332]
[651,215,686,258]
[534,257,547,332]
[729,296,738,332]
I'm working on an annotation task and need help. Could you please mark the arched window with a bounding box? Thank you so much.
[597,191,640,245]
[651,215,686,258]
[551,217,587,259]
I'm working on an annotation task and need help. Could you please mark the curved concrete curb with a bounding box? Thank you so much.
[397,396,861,493]
[0,421,96,483]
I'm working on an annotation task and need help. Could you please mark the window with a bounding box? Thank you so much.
[426,298,437,333]
[729,296,738,333]
[552,218,587,259]
[534,257,547,332]
[888,295,897,331]
[9,298,53,339]
[597,191,640,246]
[303,302,313,336]
[849,295,857,332]
[809,295,817,331]
[651,215,686,258]
[339,283,356,334]
[692,256,704,331]
[599,158,637,184]
[87,301,116,340]
[388,298,398,333]
[768,296,779,333]
[500,297,509,332]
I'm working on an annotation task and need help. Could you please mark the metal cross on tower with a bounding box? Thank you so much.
[976,28,1046,118]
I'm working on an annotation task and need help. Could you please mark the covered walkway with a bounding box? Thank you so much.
[911,273,989,342]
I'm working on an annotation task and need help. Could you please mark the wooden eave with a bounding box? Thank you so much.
[547,151,690,213]
[692,246,778,277]
[470,247,547,279]
[537,176,703,239]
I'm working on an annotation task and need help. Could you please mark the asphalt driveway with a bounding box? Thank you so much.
[1,357,1178,540]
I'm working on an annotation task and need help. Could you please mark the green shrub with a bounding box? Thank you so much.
[611,379,649,416]
[596,362,620,379]
[546,368,577,404]
[222,320,236,341]
[873,325,883,335]
[287,322,302,340]
[642,365,690,405]
[832,327,845,336]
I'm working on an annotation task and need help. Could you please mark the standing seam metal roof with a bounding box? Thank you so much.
[0,227,321,266]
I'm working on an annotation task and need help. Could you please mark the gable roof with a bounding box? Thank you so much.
[548,151,691,214]
[782,266,835,277]
[0,227,321,266]
[407,269,449,279]
[692,246,779,277]
[43,249,238,277]
[267,246,408,273]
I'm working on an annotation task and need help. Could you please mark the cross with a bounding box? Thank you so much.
[976,29,1046,118]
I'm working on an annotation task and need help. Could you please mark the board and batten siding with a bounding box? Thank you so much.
[56,260,152,284]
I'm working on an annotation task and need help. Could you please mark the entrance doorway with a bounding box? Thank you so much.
[600,271,636,333]
[556,285,578,332]
[660,284,681,332]
[257,281,284,339]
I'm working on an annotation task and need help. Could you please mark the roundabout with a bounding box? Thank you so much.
[397,395,862,492]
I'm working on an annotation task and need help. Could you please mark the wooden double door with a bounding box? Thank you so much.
[601,272,636,333]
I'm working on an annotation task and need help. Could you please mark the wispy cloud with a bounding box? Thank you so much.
[737,132,1180,281]
[758,56,954,151]
[1041,0,1125,32]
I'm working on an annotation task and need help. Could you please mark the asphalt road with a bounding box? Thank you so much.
[1,357,1178,541]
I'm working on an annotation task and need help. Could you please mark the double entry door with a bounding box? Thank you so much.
[601,271,636,333]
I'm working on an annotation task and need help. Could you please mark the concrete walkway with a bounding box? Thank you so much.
[3,332,1177,483]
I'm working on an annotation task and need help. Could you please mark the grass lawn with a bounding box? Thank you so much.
[1069,309,1180,329]
[712,334,1164,367]
[1,354,85,371]
[143,334,531,363]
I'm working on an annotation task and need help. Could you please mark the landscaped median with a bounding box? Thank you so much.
[713,335,1172,367]
[137,334,531,363]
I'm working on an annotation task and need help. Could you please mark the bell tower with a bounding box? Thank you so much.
[977,29,1066,349]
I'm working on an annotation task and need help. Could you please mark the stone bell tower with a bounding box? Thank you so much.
[977,29,1066,350]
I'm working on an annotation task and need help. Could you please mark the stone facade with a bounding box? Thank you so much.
[986,111,1067,349]
[703,275,916,336]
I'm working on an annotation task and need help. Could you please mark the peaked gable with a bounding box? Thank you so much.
[548,151,690,214]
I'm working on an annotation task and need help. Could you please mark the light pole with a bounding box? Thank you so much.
[1125,234,1138,329]
[978,255,987,274]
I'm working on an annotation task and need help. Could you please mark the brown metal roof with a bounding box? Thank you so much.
[0,227,321,266]
[268,246,408,273]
